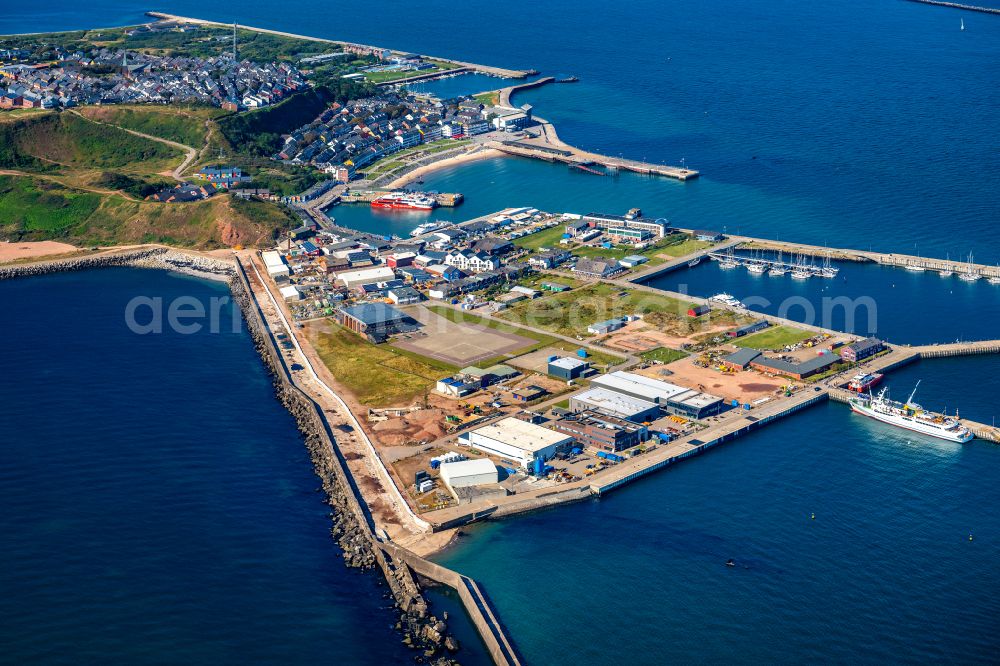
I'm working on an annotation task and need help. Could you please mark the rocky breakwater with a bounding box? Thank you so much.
[228,267,461,666]
[0,247,237,282]
[0,247,169,280]
[131,250,235,281]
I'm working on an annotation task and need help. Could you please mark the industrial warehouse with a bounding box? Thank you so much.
[590,371,725,420]
[460,417,574,471]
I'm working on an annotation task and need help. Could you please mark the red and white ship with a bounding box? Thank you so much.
[370,192,437,211]
[848,371,883,392]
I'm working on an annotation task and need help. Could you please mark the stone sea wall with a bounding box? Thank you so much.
[0,247,236,281]
[229,265,463,665]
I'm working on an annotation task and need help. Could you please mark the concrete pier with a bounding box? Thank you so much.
[903,0,1000,15]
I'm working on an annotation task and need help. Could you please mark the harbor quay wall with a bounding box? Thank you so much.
[591,392,830,495]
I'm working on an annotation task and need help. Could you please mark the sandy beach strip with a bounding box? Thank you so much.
[0,241,82,263]
[385,147,505,189]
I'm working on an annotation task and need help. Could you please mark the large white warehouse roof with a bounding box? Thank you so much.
[470,417,571,453]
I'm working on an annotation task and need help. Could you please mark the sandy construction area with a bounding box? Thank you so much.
[603,320,732,352]
[633,356,787,404]
[0,241,80,263]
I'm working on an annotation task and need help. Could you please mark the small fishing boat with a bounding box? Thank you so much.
[688,257,701,268]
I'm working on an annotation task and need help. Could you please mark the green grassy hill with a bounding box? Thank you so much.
[77,105,222,147]
[0,174,290,248]
[0,111,182,173]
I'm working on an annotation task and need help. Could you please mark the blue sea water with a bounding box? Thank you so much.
[3,1,996,258]
[642,257,1000,345]
[3,1,1000,664]
[434,358,1000,665]
[0,269,415,664]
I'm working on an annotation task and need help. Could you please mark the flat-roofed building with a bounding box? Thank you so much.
[461,417,573,470]
[581,212,669,240]
[261,250,290,281]
[590,370,724,419]
[336,265,396,290]
[439,458,499,489]
[569,387,661,423]
[551,409,650,452]
[548,356,590,381]
[335,303,411,343]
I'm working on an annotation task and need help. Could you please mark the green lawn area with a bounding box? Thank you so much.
[512,225,567,251]
[424,305,624,370]
[306,321,453,406]
[736,325,814,350]
[572,233,713,267]
[364,61,460,84]
[496,283,695,339]
[639,347,689,364]
[473,92,500,106]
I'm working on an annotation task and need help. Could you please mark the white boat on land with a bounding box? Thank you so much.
[849,382,973,443]
[709,292,744,308]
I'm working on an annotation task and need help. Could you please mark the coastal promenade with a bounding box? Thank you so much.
[146,13,533,79]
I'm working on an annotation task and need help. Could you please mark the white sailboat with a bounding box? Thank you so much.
[770,250,788,276]
[958,252,979,282]
[939,253,953,277]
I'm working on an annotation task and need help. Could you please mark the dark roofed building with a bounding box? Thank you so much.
[573,257,624,278]
[750,354,839,380]
[336,303,413,343]
[839,337,885,363]
[721,348,762,371]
